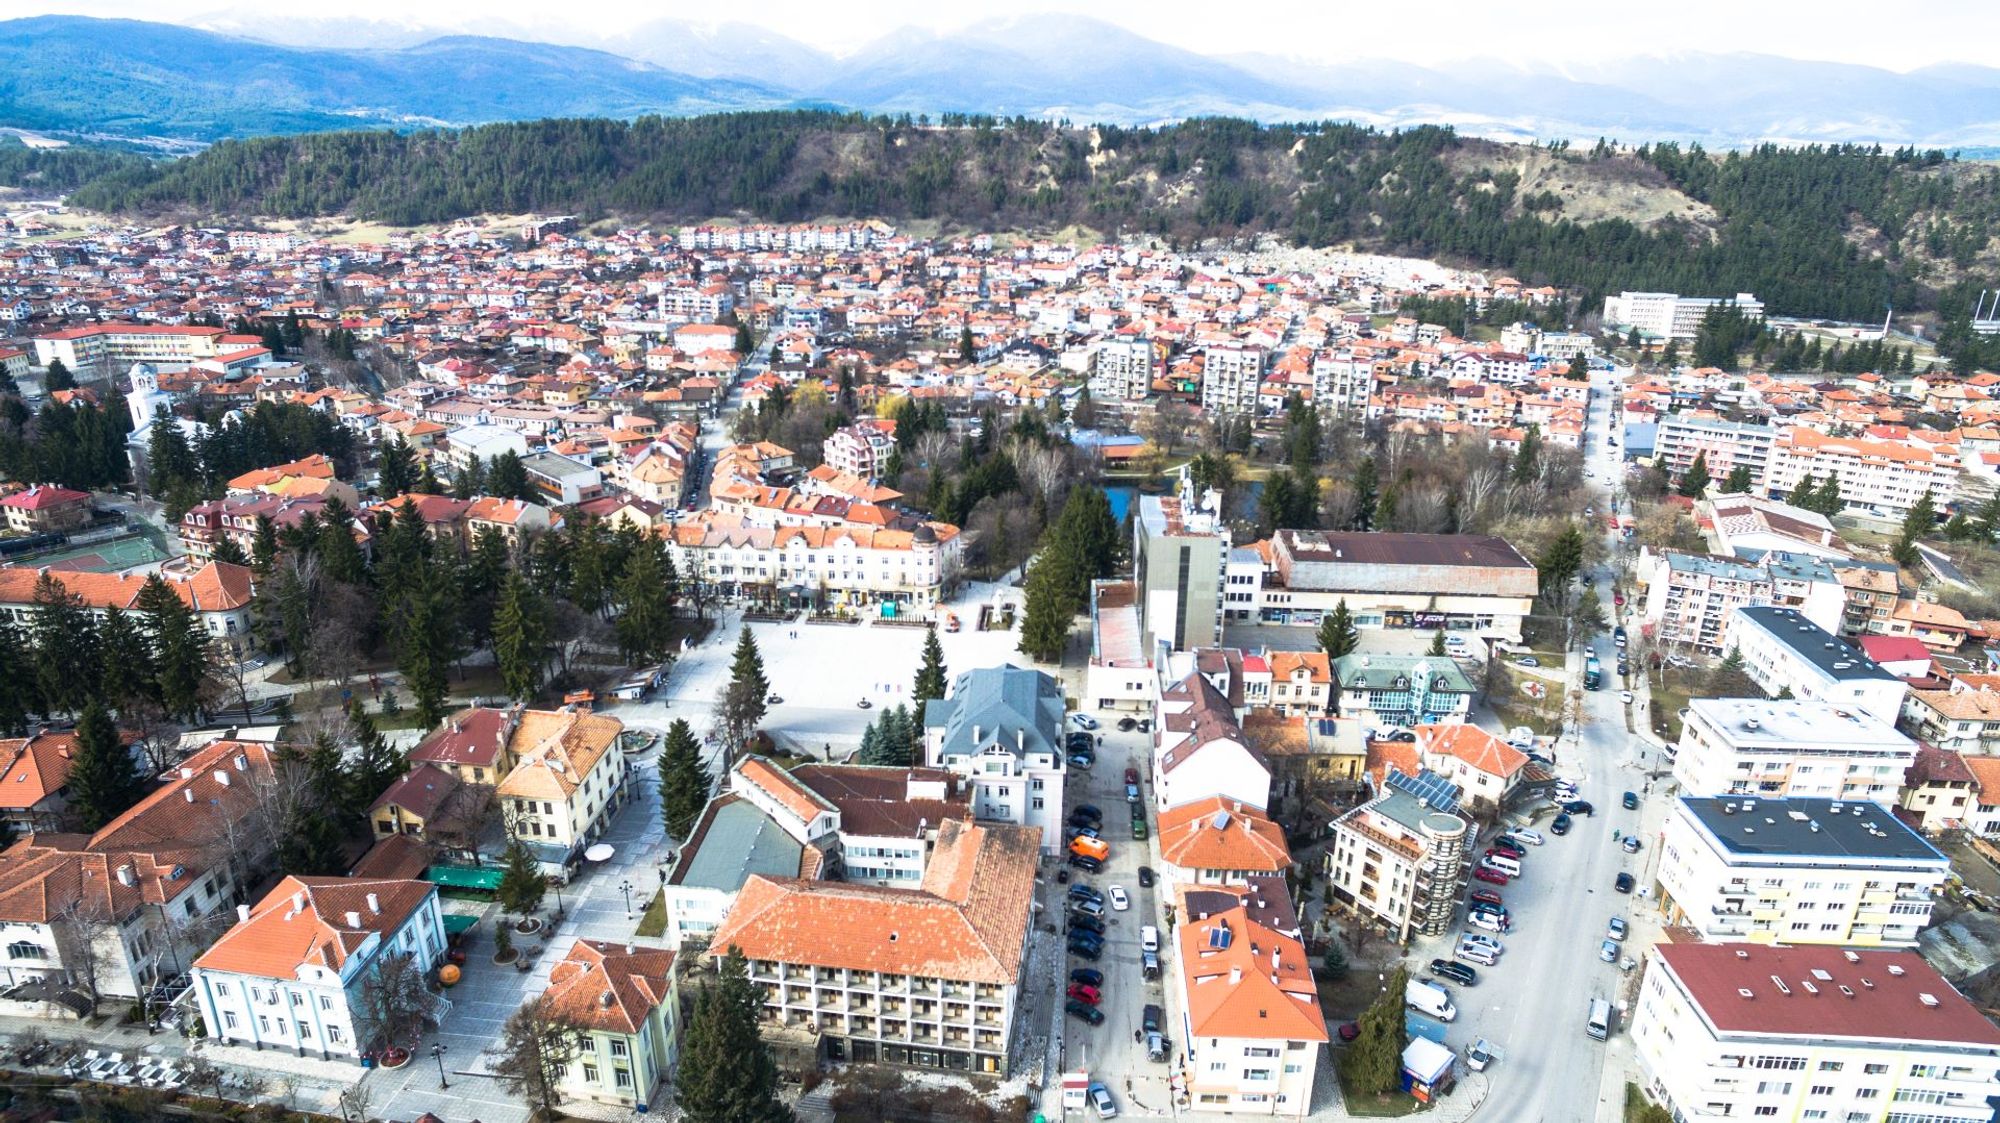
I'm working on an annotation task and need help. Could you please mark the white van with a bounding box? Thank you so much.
[1481,854,1522,877]
[1586,998,1612,1041]
[1141,925,1160,954]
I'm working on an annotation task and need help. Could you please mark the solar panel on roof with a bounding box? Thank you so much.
[1387,767,1461,813]
[1208,924,1233,949]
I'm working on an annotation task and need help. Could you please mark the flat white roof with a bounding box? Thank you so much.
[1688,698,1913,751]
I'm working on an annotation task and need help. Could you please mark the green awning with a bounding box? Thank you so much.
[425,865,503,891]
[442,914,481,936]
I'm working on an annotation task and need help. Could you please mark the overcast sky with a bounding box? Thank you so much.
[16,0,2000,69]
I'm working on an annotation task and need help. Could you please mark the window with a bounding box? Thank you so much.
[1755,1110,1778,1117]
[583,1063,599,1083]
[297,1021,312,1040]
[609,1040,628,1057]
[328,1026,343,1044]
[615,1068,632,1088]
[1865,1064,1889,1075]
[222,1011,238,1030]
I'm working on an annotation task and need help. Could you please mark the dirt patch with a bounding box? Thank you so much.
[1450,144,1717,234]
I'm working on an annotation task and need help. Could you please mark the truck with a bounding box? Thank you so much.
[1405,979,1457,1022]
[1584,656,1603,690]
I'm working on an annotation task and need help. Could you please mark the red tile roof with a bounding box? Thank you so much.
[0,731,81,810]
[194,875,434,979]
[1157,797,1291,874]
[542,939,676,1034]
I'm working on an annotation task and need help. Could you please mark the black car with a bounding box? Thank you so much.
[1142,1004,1163,1034]
[1617,661,1630,675]
[1117,717,1138,731]
[1622,791,1640,810]
[1068,913,1106,935]
[1137,865,1156,888]
[1068,940,1103,961]
[1070,968,1104,988]
[1066,999,1105,1026]
[1564,800,1595,817]
[1615,872,1635,893]
[1429,959,1479,987]
[1067,731,1095,751]
[1551,812,1573,835]
[1069,809,1103,827]
[1075,804,1104,821]
[1068,884,1105,905]
[1069,854,1103,873]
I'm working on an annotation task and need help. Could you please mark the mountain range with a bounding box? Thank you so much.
[5,13,2000,148]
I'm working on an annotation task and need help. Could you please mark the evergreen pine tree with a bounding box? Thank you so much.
[1721,464,1753,494]
[1340,965,1409,1096]
[210,536,250,567]
[42,358,74,392]
[137,573,211,722]
[718,628,770,756]
[0,615,32,735]
[1511,427,1542,485]
[496,839,548,917]
[342,701,407,820]
[1428,629,1448,657]
[492,571,550,702]
[614,536,676,664]
[678,948,796,1123]
[1317,600,1359,660]
[1786,473,1819,508]
[486,450,534,503]
[66,700,144,832]
[97,605,157,714]
[31,573,99,715]
[912,625,948,725]
[658,719,712,840]
[1677,452,1711,497]
[377,438,417,497]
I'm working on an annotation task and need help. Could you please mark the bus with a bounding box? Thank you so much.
[1586,998,1612,1041]
[1584,657,1602,690]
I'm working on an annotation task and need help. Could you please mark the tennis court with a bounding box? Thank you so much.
[28,534,166,573]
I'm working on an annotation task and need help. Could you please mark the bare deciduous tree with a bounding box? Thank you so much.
[487,996,585,1122]
[355,950,436,1053]
[49,898,115,1018]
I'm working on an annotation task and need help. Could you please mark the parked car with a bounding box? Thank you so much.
[1465,1038,1496,1072]
[1066,999,1105,1025]
[1486,845,1525,862]
[1142,1004,1163,1034]
[1622,791,1640,810]
[1130,816,1148,840]
[1068,854,1103,874]
[1563,800,1595,816]
[1137,866,1155,888]
[1617,661,1630,675]
[1599,939,1620,963]
[1468,910,1510,934]
[1469,888,1504,907]
[1516,656,1540,668]
[1068,752,1096,768]
[1068,884,1104,905]
[1116,717,1137,732]
[1067,731,1095,751]
[1622,835,1642,853]
[1070,714,1100,730]
[1456,942,1499,967]
[1503,828,1544,847]
[1619,690,1634,704]
[1069,810,1102,829]
[1072,898,1106,918]
[1125,783,1141,803]
[1067,983,1102,1005]
[1067,941,1102,961]
[1615,872,1636,893]
[1429,959,1479,986]
[1551,813,1573,835]
[1069,968,1104,988]
[1068,913,1105,935]
[1474,866,1510,885]
[1065,825,1100,842]
[1607,917,1628,942]
[1338,1022,1362,1042]
[1088,1082,1118,1119]
[1075,804,1103,821]
[1141,925,1161,954]
[1461,933,1503,954]
[1108,886,1130,911]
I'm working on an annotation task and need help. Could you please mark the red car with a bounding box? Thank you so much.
[1470,888,1503,907]
[1338,1022,1361,1042]
[1066,983,1101,1005]
[1613,592,1626,607]
[1124,767,1140,786]
[1486,845,1525,862]
[1474,866,1510,886]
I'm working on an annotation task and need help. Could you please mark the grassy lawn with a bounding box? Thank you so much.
[1625,1082,1669,1123]
[635,889,667,938]
[1339,1073,1422,1118]
[1490,662,1569,736]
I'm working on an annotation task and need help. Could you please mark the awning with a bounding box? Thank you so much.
[424,865,504,891]
[442,914,481,936]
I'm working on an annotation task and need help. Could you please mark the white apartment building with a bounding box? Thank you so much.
[497,710,629,870]
[708,820,1038,1075]
[1673,699,1919,803]
[192,877,447,1060]
[822,420,896,481]
[1602,291,1764,340]
[541,940,679,1112]
[1155,672,1273,813]
[1657,795,1949,947]
[922,666,1067,853]
[1200,344,1267,415]
[1174,880,1327,1117]
[1633,943,2000,1123]
[1091,337,1155,401]
[33,322,227,370]
[1729,606,1909,726]
[1310,352,1371,415]
[1655,415,1777,489]
[1765,427,1959,518]
[1645,552,1769,654]
[664,518,963,611]
[1325,788,1469,944]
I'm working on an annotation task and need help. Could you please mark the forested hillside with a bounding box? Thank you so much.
[61,111,2000,323]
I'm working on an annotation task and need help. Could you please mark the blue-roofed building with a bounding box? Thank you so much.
[923,665,1067,852]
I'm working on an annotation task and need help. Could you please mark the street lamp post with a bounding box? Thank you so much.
[620,878,634,919]
[553,881,565,920]
[430,1044,448,1090]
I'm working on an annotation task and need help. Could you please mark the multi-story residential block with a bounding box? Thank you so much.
[1728,606,1909,726]
[1902,682,2000,753]
[1632,943,2000,1123]
[541,940,679,1111]
[0,484,92,535]
[520,451,604,505]
[822,418,898,480]
[707,819,1038,1075]
[1330,654,1476,729]
[1086,579,1157,713]
[496,709,629,873]
[1655,415,1777,489]
[1155,673,1272,813]
[1253,531,1538,643]
[1641,551,1844,655]
[0,561,255,655]
[1325,787,1469,943]
[192,876,446,1060]
[1135,474,1229,653]
[1897,745,1979,833]
[1091,337,1155,401]
[1173,879,1327,1117]
[1656,795,1948,947]
[1601,291,1764,340]
[0,739,282,1000]
[1835,559,1905,638]
[1673,699,1918,802]
[921,665,1066,853]
[1199,344,1266,415]
[1765,426,1958,517]
[33,322,227,370]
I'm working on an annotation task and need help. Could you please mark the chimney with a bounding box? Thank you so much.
[366,892,380,914]
[1230,966,1243,985]
[236,904,251,923]
[288,892,304,918]
[115,865,135,887]
[183,789,194,803]
[233,753,248,771]
[214,771,231,787]
[345,911,361,928]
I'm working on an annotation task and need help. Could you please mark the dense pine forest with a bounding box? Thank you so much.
[42,111,2000,323]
